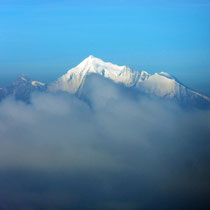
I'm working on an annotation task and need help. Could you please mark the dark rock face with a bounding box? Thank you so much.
[0,75,47,103]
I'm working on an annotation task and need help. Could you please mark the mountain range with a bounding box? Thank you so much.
[1,55,209,108]
[0,74,46,102]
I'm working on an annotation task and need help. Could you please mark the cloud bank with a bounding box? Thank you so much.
[0,76,210,209]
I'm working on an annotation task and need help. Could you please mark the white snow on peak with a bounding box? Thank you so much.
[48,56,210,103]
[158,72,177,80]
[19,74,45,87]
[31,81,45,86]
[138,71,150,82]
[136,73,179,98]
[136,73,210,101]
[20,74,28,82]
[159,72,172,77]
[49,55,142,93]
[87,55,95,59]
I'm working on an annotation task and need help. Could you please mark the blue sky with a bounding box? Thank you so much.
[0,0,210,95]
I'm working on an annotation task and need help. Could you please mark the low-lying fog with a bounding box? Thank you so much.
[0,76,209,210]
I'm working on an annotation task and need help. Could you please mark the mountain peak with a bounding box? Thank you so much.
[88,55,95,59]
[77,55,102,68]
[13,74,32,85]
[19,74,30,82]
[49,56,139,94]
[48,57,210,107]
[158,72,174,79]
[84,55,98,62]
[14,74,45,87]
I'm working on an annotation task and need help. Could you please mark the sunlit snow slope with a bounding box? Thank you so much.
[49,55,210,106]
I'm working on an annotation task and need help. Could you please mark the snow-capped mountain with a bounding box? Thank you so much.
[0,56,209,108]
[49,55,140,94]
[136,72,210,106]
[49,55,210,107]
[0,74,46,102]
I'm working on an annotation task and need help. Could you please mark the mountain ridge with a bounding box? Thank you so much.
[0,55,209,108]
[0,74,47,102]
[48,55,210,106]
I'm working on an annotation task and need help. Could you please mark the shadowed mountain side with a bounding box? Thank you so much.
[0,75,47,103]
